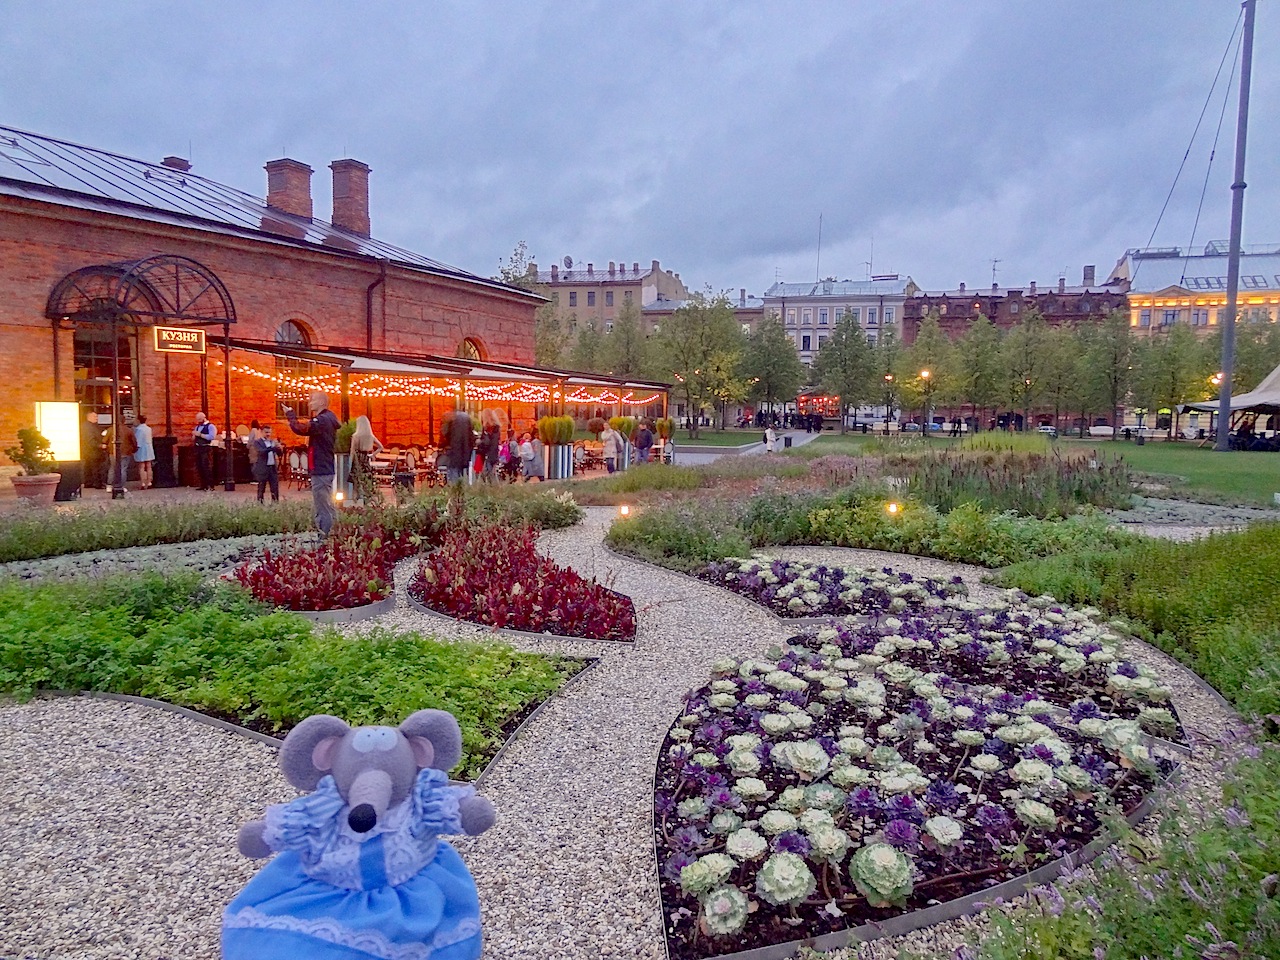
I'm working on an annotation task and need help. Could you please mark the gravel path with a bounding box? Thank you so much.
[0,507,1244,960]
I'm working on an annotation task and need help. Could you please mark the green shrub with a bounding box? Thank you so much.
[0,499,316,563]
[536,415,574,445]
[0,572,578,780]
[604,502,749,572]
[958,431,1052,454]
[609,415,636,440]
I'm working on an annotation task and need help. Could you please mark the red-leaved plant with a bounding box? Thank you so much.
[409,521,636,641]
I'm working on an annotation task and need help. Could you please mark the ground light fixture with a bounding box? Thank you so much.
[618,504,632,518]
[886,501,901,516]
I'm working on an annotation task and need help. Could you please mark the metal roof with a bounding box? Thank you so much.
[763,278,914,298]
[533,266,651,284]
[0,124,539,300]
[1117,248,1280,294]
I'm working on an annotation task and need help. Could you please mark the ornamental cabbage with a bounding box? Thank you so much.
[774,740,830,780]
[701,884,750,936]
[923,816,964,848]
[680,853,735,896]
[725,827,768,861]
[848,842,914,907]
[755,852,817,906]
[807,824,852,862]
[1014,798,1058,830]
[733,778,770,802]
[759,810,799,835]
[726,750,761,777]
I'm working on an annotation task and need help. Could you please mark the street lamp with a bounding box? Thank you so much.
[920,369,932,436]
[883,374,895,434]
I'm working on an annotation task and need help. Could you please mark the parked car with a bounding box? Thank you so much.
[1036,425,1058,438]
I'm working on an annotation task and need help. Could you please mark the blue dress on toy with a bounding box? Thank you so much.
[223,769,482,960]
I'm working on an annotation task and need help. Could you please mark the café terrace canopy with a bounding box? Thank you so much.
[1180,361,1280,417]
[223,339,669,409]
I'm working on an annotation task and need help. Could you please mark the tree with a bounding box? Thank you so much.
[1001,308,1050,430]
[955,314,1004,430]
[600,298,649,379]
[568,322,606,373]
[494,240,539,291]
[493,242,570,367]
[648,291,743,438]
[813,313,875,433]
[1132,323,1211,437]
[1038,326,1086,432]
[740,312,806,415]
[1084,310,1134,439]
[874,329,902,426]
[896,313,955,430]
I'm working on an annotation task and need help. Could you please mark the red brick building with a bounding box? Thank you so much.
[1,126,664,483]
[901,267,1129,343]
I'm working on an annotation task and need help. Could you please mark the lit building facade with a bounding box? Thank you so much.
[761,277,917,368]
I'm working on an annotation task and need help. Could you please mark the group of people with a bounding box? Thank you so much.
[440,410,551,484]
[81,411,156,492]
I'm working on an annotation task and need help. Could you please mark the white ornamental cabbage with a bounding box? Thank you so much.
[726,733,762,752]
[808,824,852,862]
[726,750,762,777]
[848,843,914,908]
[798,809,835,832]
[755,852,817,906]
[725,827,769,861]
[775,741,831,781]
[708,693,738,711]
[680,853,735,896]
[701,885,750,936]
[1014,798,1058,830]
[760,713,794,736]
[954,730,987,747]
[733,778,771,802]
[830,765,871,788]
[678,797,709,820]
[804,783,846,811]
[1056,764,1093,792]
[759,810,800,835]
[969,754,1003,774]
[776,786,808,812]
[1010,759,1054,785]
[709,811,743,836]
[923,816,964,848]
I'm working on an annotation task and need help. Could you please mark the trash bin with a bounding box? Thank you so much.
[861,423,868,434]
[152,435,179,487]
[1136,433,1145,446]
[783,436,793,449]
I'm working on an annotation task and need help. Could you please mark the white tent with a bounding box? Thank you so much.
[1181,361,1280,416]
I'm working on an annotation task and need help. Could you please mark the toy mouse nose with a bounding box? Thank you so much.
[349,804,377,833]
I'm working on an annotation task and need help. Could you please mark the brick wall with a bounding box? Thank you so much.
[0,195,537,457]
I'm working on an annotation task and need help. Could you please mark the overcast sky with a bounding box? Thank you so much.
[2,1,1276,295]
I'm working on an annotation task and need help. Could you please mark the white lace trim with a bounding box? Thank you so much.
[224,905,481,960]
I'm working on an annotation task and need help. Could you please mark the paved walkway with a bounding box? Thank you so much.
[674,429,823,466]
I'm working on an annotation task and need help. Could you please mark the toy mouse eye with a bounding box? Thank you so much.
[351,727,398,753]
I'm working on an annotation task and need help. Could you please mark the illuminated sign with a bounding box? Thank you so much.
[153,326,206,354]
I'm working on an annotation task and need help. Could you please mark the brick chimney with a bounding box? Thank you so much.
[632,262,639,275]
[1058,277,1066,294]
[161,156,191,172]
[550,264,559,282]
[740,288,747,307]
[1029,280,1037,295]
[330,159,371,237]
[587,263,594,277]
[959,282,966,293]
[265,158,313,220]
[651,259,660,275]
[992,282,998,293]
[608,261,616,276]
[1083,265,1096,287]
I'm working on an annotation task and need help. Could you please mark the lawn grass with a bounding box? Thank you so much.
[1059,437,1280,506]
[673,429,763,447]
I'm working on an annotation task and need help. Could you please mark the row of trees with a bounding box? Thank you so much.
[498,245,1280,437]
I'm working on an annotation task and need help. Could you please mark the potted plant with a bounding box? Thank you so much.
[538,415,575,479]
[5,427,61,504]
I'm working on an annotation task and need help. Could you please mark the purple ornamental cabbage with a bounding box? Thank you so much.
[883,819,920,850]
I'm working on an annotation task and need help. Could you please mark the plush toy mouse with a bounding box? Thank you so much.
[222,709,496,960]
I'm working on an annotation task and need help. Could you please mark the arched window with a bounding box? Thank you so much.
[457,337,483,361]
[275,320,314,397]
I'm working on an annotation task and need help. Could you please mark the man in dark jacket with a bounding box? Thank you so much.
[285,391,341,534]
[440,409,474,484]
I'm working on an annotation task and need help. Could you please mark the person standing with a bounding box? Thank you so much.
[600,423,620,474]
[192,412,216,490]
[634,419,654,464]
[285,392,341,535]
[350,415,384,504]
[478,415,501,483]
[251,424,283,503]
[765,424,777,453]
[81,411,106,489]
[520,432,545,482]
[133,415,155,489]
[440,409,474,485]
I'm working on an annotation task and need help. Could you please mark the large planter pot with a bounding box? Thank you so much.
[618,442,631,472]
[546,444,573,480]
[334,453,355,499]
[11,473,61,505]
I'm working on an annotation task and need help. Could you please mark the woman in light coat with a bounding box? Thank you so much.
[600,425,621,474]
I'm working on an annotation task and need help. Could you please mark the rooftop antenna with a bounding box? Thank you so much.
[815,214,823,281]
[775,266,782,282]
[990,258,1002,284]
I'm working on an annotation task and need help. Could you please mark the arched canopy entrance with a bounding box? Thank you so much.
[46,255,238,494]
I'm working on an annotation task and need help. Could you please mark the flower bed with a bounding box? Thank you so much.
[700,556,967,619]
[408,522,637,641]
[654,571,1176,959]
[232,521,433,613]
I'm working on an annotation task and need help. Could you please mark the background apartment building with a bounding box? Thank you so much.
[761,276,917,367]
[1107,242,1280,334]
[530,258,689,333]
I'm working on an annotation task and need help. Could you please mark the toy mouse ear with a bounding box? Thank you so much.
[399,709,462,772]
[280,714,351,790]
